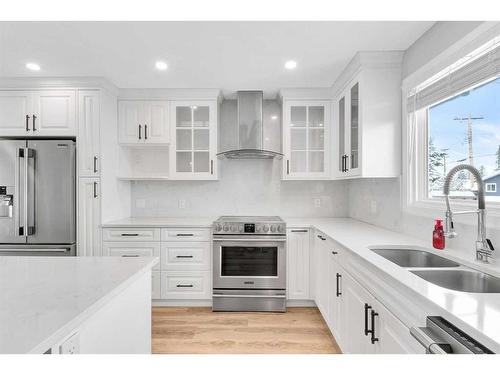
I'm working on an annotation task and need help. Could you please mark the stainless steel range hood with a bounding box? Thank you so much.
[217,91,283,159]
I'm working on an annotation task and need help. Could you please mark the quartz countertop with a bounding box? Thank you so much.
[0,256,158,354]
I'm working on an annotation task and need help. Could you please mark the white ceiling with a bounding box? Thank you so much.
[0,21,434,96]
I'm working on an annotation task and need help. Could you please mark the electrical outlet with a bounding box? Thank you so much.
[59,332,80,354]
[370,200,377,215]
[314,198,321,208]
[178,199,186,209]
[135,199,146,209]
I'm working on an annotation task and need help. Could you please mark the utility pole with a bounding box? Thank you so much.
[454,114,484,187]
[442,148,449,176]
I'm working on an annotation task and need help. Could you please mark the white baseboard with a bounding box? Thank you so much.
[286,299,316,307]
[152,299,316,308]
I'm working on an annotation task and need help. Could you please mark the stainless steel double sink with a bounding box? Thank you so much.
[370,248,500,293]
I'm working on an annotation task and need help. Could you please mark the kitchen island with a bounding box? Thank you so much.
[0,256,157,354]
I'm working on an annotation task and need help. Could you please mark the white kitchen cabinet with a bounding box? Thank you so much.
[102,227,161,242]
[160,241,211,271]
[313,230,330,321]
[328,251,344,341]
[160,270,211,300]
[77,178,101,257]
[333,52,403,178]
[33,90,76,136]
[169,100,218,180]
[102,242,160,270]
[118,100,169,144]
[78,90,100,177]
[0,90,76,136]
[286,228,310,300]
[0,91,33,135]
[282,100,331,180]
[152,271,161,299]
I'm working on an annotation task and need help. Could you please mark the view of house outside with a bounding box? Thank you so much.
[428,77,500,201]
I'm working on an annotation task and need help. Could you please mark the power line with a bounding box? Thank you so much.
[453,114,484,185]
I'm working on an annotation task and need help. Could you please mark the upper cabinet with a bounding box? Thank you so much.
[118,100,169,145]
[282,98,331,180]
[78,90,100,177]
[0,90,76,136]
[334,51,403,178]
[169,100,218,180]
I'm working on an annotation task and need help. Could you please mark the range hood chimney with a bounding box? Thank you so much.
[217,91,283,159]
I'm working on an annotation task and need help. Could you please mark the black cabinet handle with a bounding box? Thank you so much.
[93,156,98,173]
[177,233,194,237]
[331,250,338,255]
[286,160,290,174]
[32,115,37,131]
[26,114,30,131]
[121,233,139,237]
[211,160,214,174]
[371,310,379,344]
[317,234,326,241]
[364,303,372,336]
[138,124,142,140]
[176,284,193,288]
[341,155,344,172]
[336,273,342,297]
[144,124,148,140]
[176,255,194,259]
[121,254,139,257]
[345,155,349,171]
[93,181,98,198]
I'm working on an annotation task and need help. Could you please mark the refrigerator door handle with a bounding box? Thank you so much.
[26,148,36,236]
[17,148,26,237]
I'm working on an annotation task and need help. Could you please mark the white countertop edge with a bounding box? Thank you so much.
[27,257,158,354]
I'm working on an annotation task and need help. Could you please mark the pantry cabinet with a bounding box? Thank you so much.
[286,228,310,300]
[118,100,169,144]
[77,178,101,257]
[0,90,76,136]
[78,90,100,177]
[169,100,218,180]
[282,100,331,179]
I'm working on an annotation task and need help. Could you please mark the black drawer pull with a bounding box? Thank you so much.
[176,255,194,258]
[317,235,326,241]
[364,303,372,336]
[336,273,342,297]
[371,310,379,344]
[121,254,140,257]
[291,229,308,233]
[32,114,37,131]
[26,114,30,131]
[176,284,193,288]
[177,233,194,237]
[331,250,338,255]
[121,233,139,236]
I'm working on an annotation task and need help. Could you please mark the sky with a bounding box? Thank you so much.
[429,77,500,180]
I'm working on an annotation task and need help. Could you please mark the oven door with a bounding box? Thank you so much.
[213,237,286,290]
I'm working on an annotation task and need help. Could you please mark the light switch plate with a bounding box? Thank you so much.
[135,199,146,209]
[178,199,186,209]
[314,198,321,208]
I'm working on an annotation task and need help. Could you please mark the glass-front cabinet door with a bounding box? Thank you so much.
[337,81,360,177]
[170,101,217,179]
[349,83,360,172]
[283,100,331,179]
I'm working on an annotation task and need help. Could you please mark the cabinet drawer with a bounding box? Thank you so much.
[102,227,160,242]
[160,271,211,300]
[152,271,161,299]
[161,227,211,242]
[161,242,210,271]
[102,242,160,270]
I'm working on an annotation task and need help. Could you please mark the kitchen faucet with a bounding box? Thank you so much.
[443,164,494,263]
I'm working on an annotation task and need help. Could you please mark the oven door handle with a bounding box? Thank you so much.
[212,294,286,299]
[213,238,287,242]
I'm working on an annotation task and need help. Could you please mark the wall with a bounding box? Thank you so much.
[132,159,348,217]
[348,21,500,260]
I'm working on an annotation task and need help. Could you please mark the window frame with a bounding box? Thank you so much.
[486,183,497,193]
[403,75,500,220]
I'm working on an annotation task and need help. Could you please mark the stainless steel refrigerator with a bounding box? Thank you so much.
[0,139,76,256]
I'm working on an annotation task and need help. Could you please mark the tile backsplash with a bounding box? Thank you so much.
[131,158,348,218]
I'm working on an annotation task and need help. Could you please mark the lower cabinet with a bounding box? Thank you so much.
[77,178,101,256]
[160,271,211,299]
[102,242,160,270]
[286,228,310,300]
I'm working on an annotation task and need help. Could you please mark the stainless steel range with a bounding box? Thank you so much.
[212,216,286,312]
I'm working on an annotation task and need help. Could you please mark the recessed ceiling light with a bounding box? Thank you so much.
[284,60,297,70]
[26,62,40,71]
[271,115,278,120]
[155,61,168,71]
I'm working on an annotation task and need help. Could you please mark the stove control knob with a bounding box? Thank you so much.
[215,224,222,232]
[230,225,235,232]
[263,224,270,232]
[223,225,229,232]
[256,225,262,232]
[277,225,284,233]
[238,225,244,232]
[270,225,276,232]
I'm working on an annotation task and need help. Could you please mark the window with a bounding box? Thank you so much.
[405,35,500,210]
[486,183,497,193]
[427,77,500,201]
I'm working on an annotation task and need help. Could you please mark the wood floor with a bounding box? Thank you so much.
[152,306,341,354]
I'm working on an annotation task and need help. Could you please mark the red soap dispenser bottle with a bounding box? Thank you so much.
[433,219,445,250]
